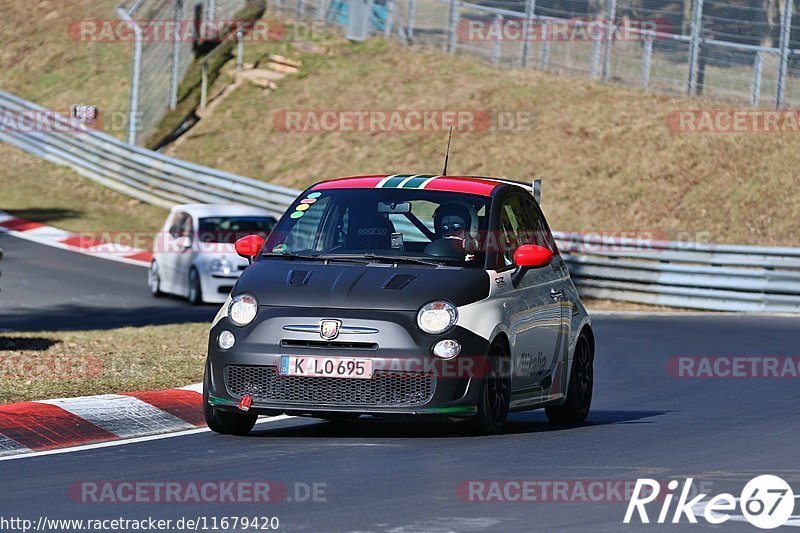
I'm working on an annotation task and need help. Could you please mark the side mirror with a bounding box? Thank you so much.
[511,244,553,287]
[514,244,553,268]
[235,235,265,263]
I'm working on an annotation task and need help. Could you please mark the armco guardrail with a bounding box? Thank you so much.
[555,233,800,313]
[0,91,298,217]
[2,90,799,312]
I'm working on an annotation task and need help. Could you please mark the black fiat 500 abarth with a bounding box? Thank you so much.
[204,174,593,435]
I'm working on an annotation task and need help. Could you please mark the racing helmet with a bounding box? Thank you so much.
[432,201,479,240]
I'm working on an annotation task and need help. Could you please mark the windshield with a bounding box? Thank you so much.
[264,189,490,267]
[198,216,276,244]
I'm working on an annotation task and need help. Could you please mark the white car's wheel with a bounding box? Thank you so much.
[148,261,163,297]
[188,267,203,305]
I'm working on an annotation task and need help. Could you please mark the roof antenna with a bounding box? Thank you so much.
[442,127,453,176]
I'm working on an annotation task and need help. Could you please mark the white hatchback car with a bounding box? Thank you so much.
[148,204,277,304]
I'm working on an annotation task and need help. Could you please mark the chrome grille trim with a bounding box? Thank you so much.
[282,325,380,335]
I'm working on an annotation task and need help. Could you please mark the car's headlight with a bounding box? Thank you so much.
[218,330,236,350]
[229,293,258,326]
[209,258,234,275]
[417,300,458,334]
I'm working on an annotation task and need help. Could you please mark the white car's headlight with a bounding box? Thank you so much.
[209,258,234,275]
[417,301,458,334]
[229,293,258,326]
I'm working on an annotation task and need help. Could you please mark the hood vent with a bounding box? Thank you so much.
[287,270,312,287]
[382,274,417,291]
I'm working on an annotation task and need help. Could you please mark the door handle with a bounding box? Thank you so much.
[550,288,563,300]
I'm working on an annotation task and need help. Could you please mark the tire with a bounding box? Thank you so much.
[203,365,257,436]
[148,261,163,297]
[546,334,593,424]
[188,267,203,305]
[469,342,511,435]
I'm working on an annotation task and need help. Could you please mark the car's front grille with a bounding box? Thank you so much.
[224,365,435,407]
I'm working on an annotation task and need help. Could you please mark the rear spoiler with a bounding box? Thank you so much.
[487,177,542,204]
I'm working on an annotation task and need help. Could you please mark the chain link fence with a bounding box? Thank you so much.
[116,0,247,145]
[268,0,800,108]
[114,0,800,145]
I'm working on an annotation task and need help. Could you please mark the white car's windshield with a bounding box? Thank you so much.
[264,189,489,267]
[198,216,276,244]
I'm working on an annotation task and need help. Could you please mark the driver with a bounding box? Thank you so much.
[434,203,470,239]
[425,202,478,261]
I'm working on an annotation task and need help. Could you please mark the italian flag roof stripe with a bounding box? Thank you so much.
[379,174,413,188]
[402,175,434,188]
[396,175,417,188]
[376,174,436,189]
[419,176,442,189]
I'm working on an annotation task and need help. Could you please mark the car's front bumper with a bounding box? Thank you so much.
[199,271,241,304]
[206,307,491,418]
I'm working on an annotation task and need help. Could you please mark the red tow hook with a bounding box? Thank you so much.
[238,394,253,412]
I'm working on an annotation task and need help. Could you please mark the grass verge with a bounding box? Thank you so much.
[0,323,209,404]
[0,144,167,234]
[0,0,132,139]
[0,0,166,233]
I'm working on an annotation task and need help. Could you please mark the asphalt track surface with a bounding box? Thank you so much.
[1,233,798,531]
[0,233,217,331]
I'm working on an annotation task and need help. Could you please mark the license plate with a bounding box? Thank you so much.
[280,356,374,379]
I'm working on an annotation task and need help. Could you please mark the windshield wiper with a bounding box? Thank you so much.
[323,253,450,267]
[262,252,324,260]
[262,252,372,264]
[264,252,454,267]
